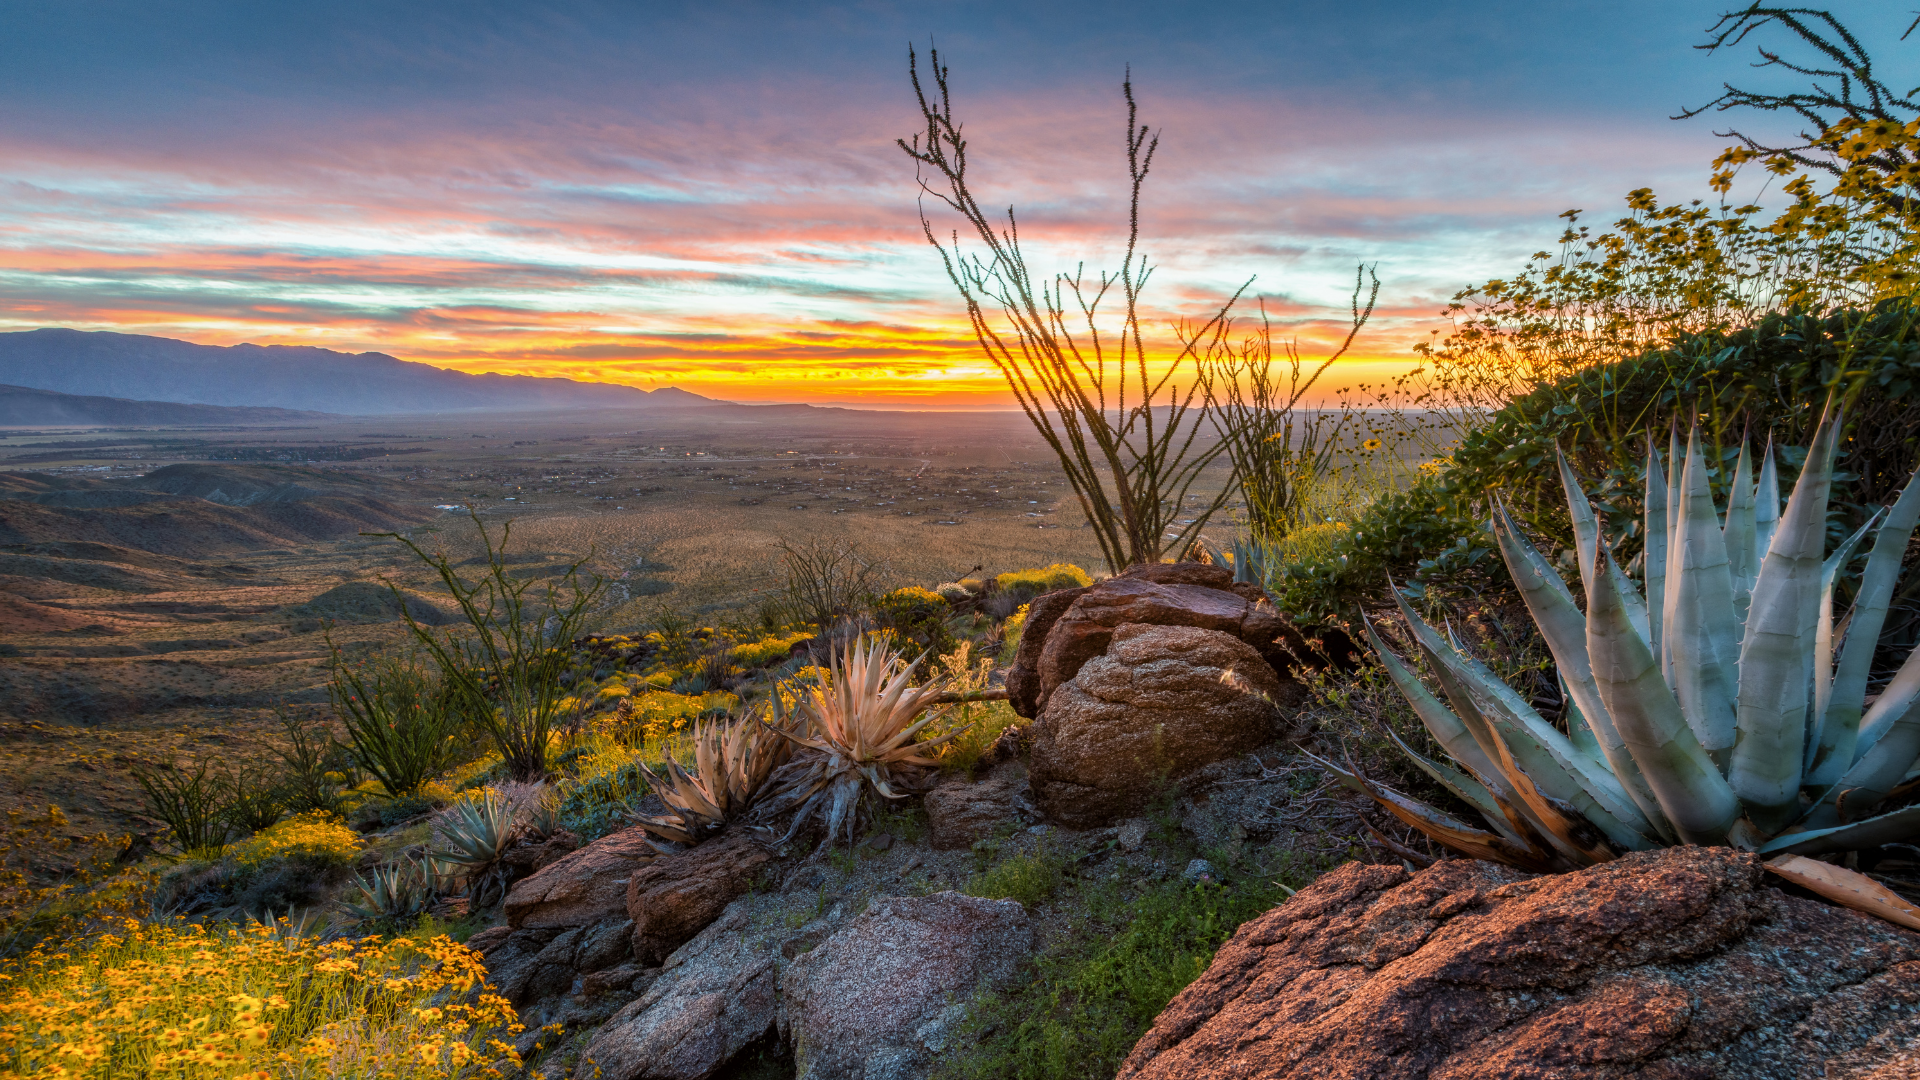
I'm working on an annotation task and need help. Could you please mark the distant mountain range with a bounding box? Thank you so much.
[0,329,717,415]
[0,383,334,428]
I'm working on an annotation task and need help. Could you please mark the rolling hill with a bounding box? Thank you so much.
[0,329,716,415]
[0,383,334,427]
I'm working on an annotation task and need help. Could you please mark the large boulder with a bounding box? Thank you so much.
[1029,623,1291,828]
[1007,562,1323,720]
[504,825,658,930]
[627,830,778,965]
[1118,847,1920,1080]
[923,761,1028,851]
[780,891,1034,1080]
[574,900,779,1080]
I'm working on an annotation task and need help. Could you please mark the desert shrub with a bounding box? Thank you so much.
[342,858,437,928]
[327,648,464,798]
[998,603,1031,664]
[730,629,813,668]
[130,757,234,855]
[226,811,362,870]
[872,585,954,659]
[221,762,289,836]
[273,709,347,815]
[556,760,649,843]
[994,564,1092,602]
[922,641,1019,776]
[0,919,517,1078]
[775,536,882,626]
[349,791,437,831]
[380,511,605,782]
[937,860,1320,1080]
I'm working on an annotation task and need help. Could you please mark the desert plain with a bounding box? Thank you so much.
[0,404,1201,856]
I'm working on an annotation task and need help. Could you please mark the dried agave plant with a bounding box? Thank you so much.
[631,707,796,846]
[1323,407,1920,926]
[761,634,968,846]
[429,788,521,909]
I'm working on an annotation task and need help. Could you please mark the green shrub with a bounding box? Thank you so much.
[994,564,1092,600]
[1267,304,1920,625]
[872,585,955,659]
[129,757,232,855]
[327,648,464,797]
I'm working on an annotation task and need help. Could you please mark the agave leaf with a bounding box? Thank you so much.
[1559,447,1600,599]
[1759,803,1920,856]
[1587,541,1742,845]
[1808,466,1920,786]
[1755,439,1781,569]
[1300,748,1566,872]
[1565,680,1601,758]
[1663,423,1740,767]
[1490,507,1673,840]
[1644,440,1670,658]
[1731,408,1839,832]
[1725,441,1758,629]
[1364,621,1509,792]
[1807,512,1881,775]
[1398,594,1658,851]
[1820,669,1920,817]
[1381,727,1535,848]
[1763,855,1920,931]
[1474,713,1624,863]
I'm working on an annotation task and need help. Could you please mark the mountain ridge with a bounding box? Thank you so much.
[0,329,718,415]
[0,383,334,428]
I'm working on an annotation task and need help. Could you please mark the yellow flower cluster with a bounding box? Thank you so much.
[0,919,520,1079]
[223,812,363,869]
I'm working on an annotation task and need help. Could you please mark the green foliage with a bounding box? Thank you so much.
[994,565,1092,601]
[270,709,346,815]
[1267,303,1920,624]
[963,840,1065,907]
[327,644,465,798]
[937,862,1318,1080]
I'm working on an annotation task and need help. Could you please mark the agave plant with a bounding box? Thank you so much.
[631,708,795,846]
[342,857,436,924]
[429,789,521,908]
[761,634,968,846]
[1327,407,1920,896]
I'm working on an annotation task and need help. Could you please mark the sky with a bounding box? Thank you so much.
[1,0,1914,408]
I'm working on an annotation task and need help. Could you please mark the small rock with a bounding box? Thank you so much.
[505,826,660,930]
[577,963,646,997]
[1115,819,1149,852]
[864,832,895,852]
[1181,859,1214,884]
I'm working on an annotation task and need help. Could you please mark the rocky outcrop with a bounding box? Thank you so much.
[924,762,1028,851]
[1005,584,1090,718]
[574,900,780,1080]
[1118,847,1920,1080]
[1006,561,1331,721]
[466,919,635,1007]
[504,825,658,930]
[499,829,581,879]
[1030,624,1292,828]
[780,892,1034,1080]
[627,830,778,965]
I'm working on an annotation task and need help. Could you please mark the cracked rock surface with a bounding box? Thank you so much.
[1118,847,1920,1080]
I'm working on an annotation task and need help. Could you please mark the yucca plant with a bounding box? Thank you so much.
[762,634,970,846]
[632,709,795,846]
[429,789,521,909]
[1325,407,1920,921]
